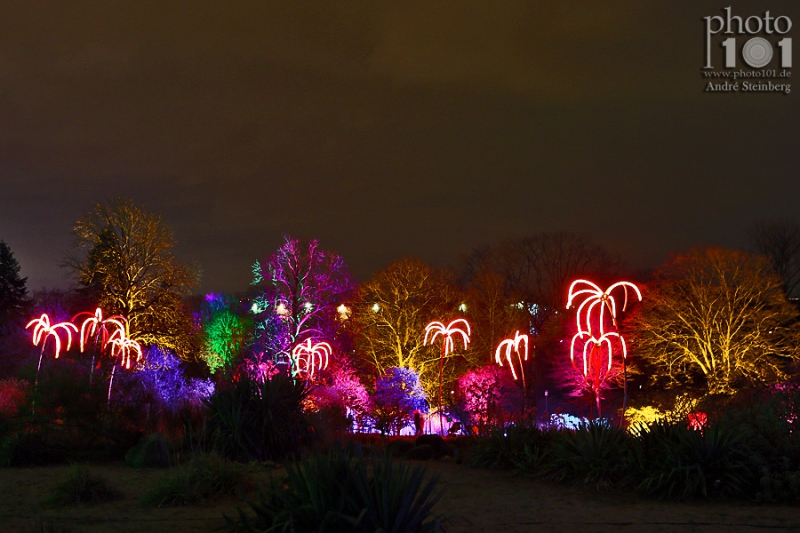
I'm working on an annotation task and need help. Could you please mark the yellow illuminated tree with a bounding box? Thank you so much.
[65,198,199,357]
[352,258,466,395]
[629,247,800,395]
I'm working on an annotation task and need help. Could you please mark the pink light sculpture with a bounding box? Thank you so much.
[73,308,126,353]
[73,308,127,384]
[26,314,78,389]
[105,326,142,405]
[290,339,332,380]
[495,331,529,382]
[26,314,78,362]
[26,313,78,418]
[424,318,471,435]
[566,280,641,419]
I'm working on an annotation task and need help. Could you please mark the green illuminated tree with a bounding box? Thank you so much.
[200,308,252,374]
[65,198,199,357]
[628,247,800,395]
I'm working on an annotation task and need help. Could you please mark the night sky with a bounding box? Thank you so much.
[1,2,798,293]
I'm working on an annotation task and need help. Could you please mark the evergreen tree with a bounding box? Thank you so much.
[0,240,29,335]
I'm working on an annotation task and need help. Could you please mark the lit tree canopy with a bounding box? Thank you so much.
[629,247,800,395]
[371,367,428,435]
[250,236,354,365]
[65,198,199,357]
[353,258,464,393]
[201,308,252,374]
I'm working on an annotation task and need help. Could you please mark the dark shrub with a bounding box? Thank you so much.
[204,374,312,462]
[470,424,552,472]
[715,386,800,502]
[224,444,443,533]
[141,453,248,507]
[0,431,62,467]
[629,420,750,500]
[415,434,454,458]
[404,443,434,461]
[385,438,414,458]
[125,432,171,468]
[45,464,121,505]
[543,421,628,488]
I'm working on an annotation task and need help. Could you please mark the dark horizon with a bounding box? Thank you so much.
[1,1,798,294]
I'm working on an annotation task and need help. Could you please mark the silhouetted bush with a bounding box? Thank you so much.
[204,374,312,462]
[223,443,443,533]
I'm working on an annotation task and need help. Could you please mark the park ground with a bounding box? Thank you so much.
[1,460,799,533]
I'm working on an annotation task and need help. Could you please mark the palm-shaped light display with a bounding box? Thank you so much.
[26,313,78,389]
[424,318,471,435]
[105,325,142,405]
[290,339,332,380]
[566,280,641,419]
[73,308,127,384]
[495,331,529,383]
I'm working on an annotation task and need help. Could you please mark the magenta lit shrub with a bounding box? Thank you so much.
[308,365,371,430]
[455,365,519,435]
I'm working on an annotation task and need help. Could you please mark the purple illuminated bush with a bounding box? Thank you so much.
[133,347,214,412]
[371,367,427,435]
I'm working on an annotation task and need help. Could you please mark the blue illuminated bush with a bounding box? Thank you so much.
[370,367,428,435]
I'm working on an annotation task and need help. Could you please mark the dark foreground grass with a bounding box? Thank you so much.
[140,453,250,507]
[43,464,121,506]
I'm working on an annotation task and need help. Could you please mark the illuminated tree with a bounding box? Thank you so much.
[200,308,251,374]
[371,367,428,436]
[251,236,353,369]
[629,248,800,395]
[455,365,518,435]
[353,258,463,395]
[65,198,199,357]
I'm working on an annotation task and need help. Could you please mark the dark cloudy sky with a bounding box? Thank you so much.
[1,1,798,293]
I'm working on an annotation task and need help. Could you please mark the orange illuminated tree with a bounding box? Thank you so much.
[628,248,800,395]
[65,198,198,357]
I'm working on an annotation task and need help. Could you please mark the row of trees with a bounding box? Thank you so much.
[2,198,800,424]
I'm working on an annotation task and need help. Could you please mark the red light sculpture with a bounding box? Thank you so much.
[566,280,641,419]
[424,318,471,435]
[73,308,127,384]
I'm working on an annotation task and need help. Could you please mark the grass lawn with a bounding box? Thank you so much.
[1,460,798,533]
